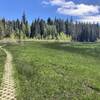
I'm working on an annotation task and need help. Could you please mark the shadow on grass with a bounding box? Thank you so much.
[41,42,100,59]
[4,41,100,59]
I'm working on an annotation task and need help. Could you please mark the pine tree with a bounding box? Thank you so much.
[47,18,53,25]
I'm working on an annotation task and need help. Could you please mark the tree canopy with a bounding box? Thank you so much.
[0,13,100,42]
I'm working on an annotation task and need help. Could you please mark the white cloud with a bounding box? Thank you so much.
[42,0,100,23]
[78,15,100,23]
[58,3,99,16]
[49,0,65,6]
[42,1,49,5]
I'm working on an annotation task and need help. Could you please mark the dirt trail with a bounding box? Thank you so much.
[0,46,16,100]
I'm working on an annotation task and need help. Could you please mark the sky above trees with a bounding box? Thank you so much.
[0,0,100,23]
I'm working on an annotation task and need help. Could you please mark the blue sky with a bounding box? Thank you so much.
[0,0,100,23]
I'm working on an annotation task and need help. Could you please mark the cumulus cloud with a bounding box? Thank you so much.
[49,0,65,6]
[78,15,100,23]
[57,3,99,16]
[42,0,100,23]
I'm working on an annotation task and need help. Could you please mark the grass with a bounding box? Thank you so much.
[5,41,100,100]
[0,46,6,85]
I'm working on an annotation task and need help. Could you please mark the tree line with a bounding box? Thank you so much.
[0,13,100,42]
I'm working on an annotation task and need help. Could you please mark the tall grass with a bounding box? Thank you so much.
[6,42,100,100]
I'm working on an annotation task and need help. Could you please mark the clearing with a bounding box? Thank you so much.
[1,41,100,100]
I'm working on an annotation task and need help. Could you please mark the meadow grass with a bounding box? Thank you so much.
[5,42,100,100]
[0,47,6,85]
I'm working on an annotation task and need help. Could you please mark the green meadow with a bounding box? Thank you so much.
[5,42,100,100]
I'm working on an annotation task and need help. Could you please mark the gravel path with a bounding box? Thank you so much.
[0,46,16,100]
